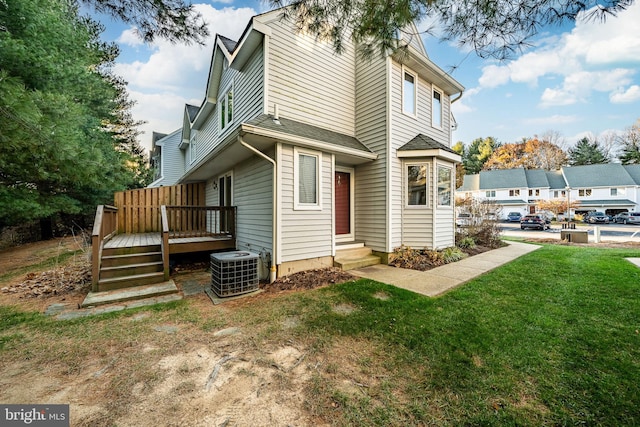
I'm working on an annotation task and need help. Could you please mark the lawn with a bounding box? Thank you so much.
[1,243,639,426]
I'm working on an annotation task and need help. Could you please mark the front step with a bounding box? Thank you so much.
[334,246,381,270]
[98,271,166,291]
[82,281,180,308]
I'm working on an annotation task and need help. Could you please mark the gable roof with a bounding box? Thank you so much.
[218,35,238,53]
[399,134,456,154]
[545,170,567,189]
[186,104,200,122]
[479,168,528,189]
[623,164,640,184]
[562,164,636,187]
[524,169,549,188]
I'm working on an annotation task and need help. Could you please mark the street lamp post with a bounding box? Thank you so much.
[566,186,571,224]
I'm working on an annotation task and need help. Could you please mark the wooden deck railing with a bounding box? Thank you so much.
[91,205,118,289]
[160,206,170,281]
[164,205,236,239]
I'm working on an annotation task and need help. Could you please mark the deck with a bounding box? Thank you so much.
[104,232,236,254]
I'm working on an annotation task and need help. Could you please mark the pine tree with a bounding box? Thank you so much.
[567,138,609,166]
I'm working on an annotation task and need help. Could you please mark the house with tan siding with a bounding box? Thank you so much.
[157,8,464,278]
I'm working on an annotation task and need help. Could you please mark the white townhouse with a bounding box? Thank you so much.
[458,164,640,219]
[147,8,464,277]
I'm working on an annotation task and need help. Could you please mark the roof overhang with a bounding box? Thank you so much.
[578,199,636,207]
[240,123,378,165]
[393,45,464,95]
[397,149,461,163]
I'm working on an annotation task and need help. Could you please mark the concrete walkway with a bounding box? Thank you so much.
[350,241,540,297]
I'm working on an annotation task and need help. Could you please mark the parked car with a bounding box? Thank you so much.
[506,212,522,222]
[614,212,640,224]
[583,211,609,224]
[520,214,550,230]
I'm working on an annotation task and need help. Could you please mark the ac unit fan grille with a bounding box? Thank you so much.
[210,251,259,297]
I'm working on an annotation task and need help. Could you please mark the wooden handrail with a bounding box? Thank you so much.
[160,205,169,280]
[91,205,118,290]
[163,205,236,239]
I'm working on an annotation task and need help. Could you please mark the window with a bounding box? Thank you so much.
[553,190,567,198]
[610,188,625,196]
[486,190,496,198]
[437,166,452,206]
[579,189,592,197]
[402,69,416,116]
[189,132,197,164]
[611,188,617,196]
[407,164,428,206]
[294,148,322,210]
[509,189,520,196]
[529,189,540,197]
[432,87,443,128]
[219,85,233,130]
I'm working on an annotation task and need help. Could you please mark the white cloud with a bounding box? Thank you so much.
[610,85,640,103]
[117,28,145,47]
[114,5,257,150]
[476,2,640,106]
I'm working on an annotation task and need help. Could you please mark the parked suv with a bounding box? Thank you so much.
[584,211,609,224]
[615,212,640,224]
[520,214,549,230]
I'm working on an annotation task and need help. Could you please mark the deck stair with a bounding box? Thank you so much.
[97,244,165,292]
[334,243,381,270]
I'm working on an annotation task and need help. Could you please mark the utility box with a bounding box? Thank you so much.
[560,230,588,243]
[210,251,259,297]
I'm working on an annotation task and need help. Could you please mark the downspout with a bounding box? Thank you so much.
[238,135,278,283]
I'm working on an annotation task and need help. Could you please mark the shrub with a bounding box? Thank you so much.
[457,236,476,249]
[441,247,467,263]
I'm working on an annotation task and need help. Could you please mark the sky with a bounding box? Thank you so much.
[98,1,640,153]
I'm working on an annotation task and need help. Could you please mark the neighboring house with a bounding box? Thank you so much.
[154,8,464,277]
[148,129,184,187]
[458,164,640,219]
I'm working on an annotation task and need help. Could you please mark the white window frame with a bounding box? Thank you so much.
[189,131,197,164]
[402,66,417,117]
[509,189,520,197]
[219,82,234,131]
[432,85,443,129]
[486,190,496,198]
[405,162,429,208]
[579,189,592,197]
[436,165,453,207]
[294,147,322,211]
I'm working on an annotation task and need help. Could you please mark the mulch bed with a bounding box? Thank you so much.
[261,268,357,292]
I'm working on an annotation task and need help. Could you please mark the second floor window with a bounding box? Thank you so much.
[432,87,443,128]
[509,189,520,197]
[189,132,197,164]
[579,189,592,197]
[403,69,416,116]
[486,190,496,197]
[220,86,233,130]
[529,189,540,196]
[553,190,567,198]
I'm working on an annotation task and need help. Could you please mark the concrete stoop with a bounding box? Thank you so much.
[81,280,180,308]
[334,246,381,271]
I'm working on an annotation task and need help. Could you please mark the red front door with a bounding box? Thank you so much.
[335,171,350,235]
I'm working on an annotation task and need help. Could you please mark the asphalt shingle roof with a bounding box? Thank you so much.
[562,164,636,187]
[186,104,200,122]
[219,35,238,53]
[244,114,374,154]
[479,168,528,190]
[398,134,457,155]
[524,169,550,188]
[623,164,640,185]
[545,170,567,189]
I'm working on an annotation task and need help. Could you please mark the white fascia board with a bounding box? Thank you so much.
[401,45,464,95]
[240,124,378,161]
[192,99,215,130]
[397,149,461,163]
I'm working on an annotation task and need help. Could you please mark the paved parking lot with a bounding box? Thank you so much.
[498,222,640,243]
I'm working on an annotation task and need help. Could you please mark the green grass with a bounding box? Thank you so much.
[1,244,639,426]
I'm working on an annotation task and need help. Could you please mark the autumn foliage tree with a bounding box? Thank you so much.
[484,138,567,170]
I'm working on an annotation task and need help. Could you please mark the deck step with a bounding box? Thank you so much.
[98,271,166,291]
[101,252,163,268]
[100,261,163,279]
[82,281,180,308]
[102,245,161,257]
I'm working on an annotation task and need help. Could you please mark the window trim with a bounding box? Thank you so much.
[405,162,429,208]
[432,85,443,129]
[402,66,417,117]
[436,165,453,208]
[579,188,592,197]
[219,82,234,131]
[509,189,521,197]
[189,131,197,164]
[486,190,496,198]
[293,147,322,211]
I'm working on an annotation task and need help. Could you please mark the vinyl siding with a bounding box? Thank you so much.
[189,43,264,173]
[354,55,388,252]
[234,155,273,253]
[262,17,356,136]
[148,130,184,187]
[280,144,333,262]
[391,60,455,249]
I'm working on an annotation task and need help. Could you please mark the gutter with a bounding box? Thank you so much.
[238,135,278,283]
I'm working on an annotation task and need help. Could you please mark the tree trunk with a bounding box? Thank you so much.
[40,216,53,240]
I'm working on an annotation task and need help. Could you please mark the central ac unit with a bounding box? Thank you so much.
[210,251,259,297]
